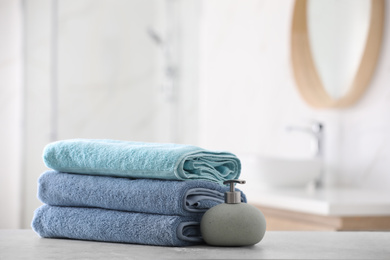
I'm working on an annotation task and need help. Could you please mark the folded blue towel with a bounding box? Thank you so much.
[43,139,241,184]
[37,171,246,216]
[32,205,202,246]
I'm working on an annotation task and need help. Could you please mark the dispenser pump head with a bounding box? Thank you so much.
[223,179,246,204]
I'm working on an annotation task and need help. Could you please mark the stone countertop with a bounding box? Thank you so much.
[1,230,389,259]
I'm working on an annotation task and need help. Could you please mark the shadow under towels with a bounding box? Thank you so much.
[32,171,246,246]
[42,139,241,184]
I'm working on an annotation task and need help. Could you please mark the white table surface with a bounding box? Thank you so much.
[244,186,390,216]
[1,230,389,259]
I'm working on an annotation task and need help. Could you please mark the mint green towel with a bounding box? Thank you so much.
[43,139,241,184]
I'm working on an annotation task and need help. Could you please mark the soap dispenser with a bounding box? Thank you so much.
[200,180,266,246]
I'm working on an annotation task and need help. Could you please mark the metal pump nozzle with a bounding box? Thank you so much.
[223,179,246,204]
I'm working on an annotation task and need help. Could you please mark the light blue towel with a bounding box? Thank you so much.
[37,171,246,216]
[43,139,241,184]
[32,205,202,246]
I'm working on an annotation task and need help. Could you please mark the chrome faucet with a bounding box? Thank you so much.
[286,122,323,158]
[286,121,324,188]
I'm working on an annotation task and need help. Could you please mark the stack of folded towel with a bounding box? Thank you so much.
[31,139,245,246]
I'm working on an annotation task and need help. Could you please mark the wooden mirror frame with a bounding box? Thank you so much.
[291,0,385,108]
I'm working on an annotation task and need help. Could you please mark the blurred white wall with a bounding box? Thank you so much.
[1,0,200,228]
[1,0,390,229]
[0,0,23,228]
[22,0,199,228]
[198,0,390,189]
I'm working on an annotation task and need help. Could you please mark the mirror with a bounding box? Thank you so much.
[291,0,385,108]
[307,0,371,100]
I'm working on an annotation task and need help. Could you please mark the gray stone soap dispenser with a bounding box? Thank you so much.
[200,180,266,246]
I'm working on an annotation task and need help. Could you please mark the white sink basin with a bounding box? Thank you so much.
[239,155,322,188]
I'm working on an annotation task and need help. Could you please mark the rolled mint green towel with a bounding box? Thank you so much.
[43,139,241,184]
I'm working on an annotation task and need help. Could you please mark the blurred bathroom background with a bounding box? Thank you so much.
[1,0,390,229]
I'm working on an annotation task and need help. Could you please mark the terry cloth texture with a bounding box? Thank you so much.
[32,205,202,246]
[43,139,241,184]
[37,171,246,216]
